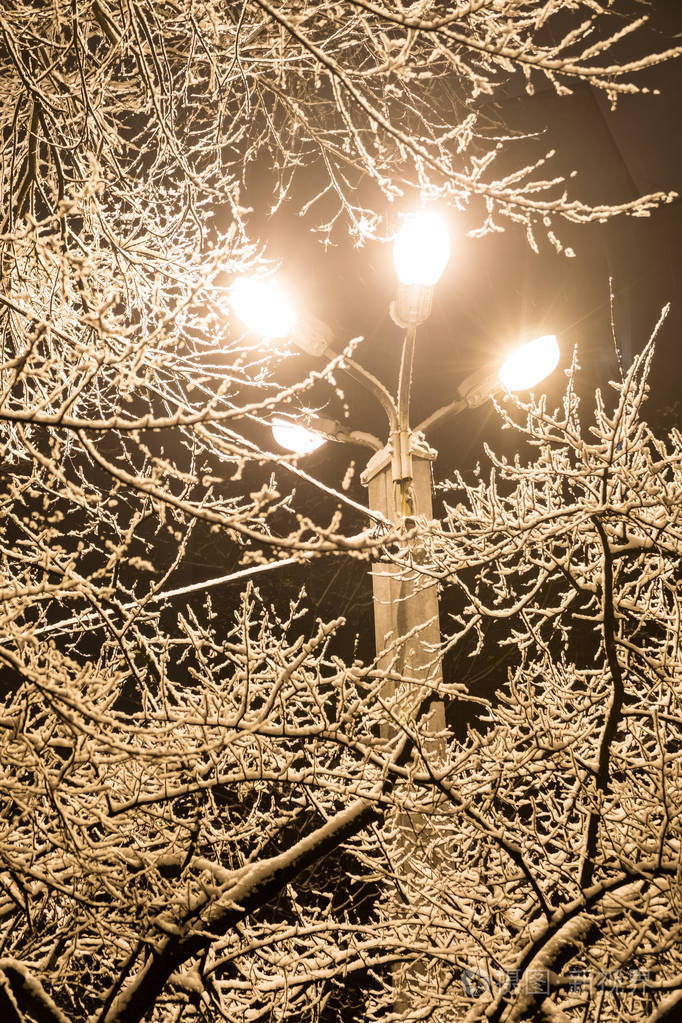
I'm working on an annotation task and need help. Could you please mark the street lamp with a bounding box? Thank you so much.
[230,276,297,339]
[391,211,451,327]
[498,333,560,392]
[230,217,560,735]
[393,211,451,288]
[271,416,326,455]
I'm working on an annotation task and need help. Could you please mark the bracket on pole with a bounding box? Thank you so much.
[361,433,438,522]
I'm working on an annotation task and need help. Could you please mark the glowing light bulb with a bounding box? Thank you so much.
[393,212,450,287]
[271,417,326,454]
[230,277,296,339]
[498,334,560,392]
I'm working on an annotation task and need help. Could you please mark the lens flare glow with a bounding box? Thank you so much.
[271,417,326,454]
[393,212,450,287]
[230,277,296,339]
[498,334,560,392]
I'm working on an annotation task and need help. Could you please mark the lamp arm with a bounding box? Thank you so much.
[416,368,503,436]
[397,326,416,435]
[338,357,399,436]
[290,317,398,435]
[414,395,469,436]
[311,416,383,451]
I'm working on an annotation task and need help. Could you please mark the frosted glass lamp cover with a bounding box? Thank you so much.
[498,334,560,392]
[271,417,326,454]
[393,212,450,286]
[230,277,297,339]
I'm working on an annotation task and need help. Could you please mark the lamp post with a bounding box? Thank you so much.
[229,216,560,739]
[361,212,451,737]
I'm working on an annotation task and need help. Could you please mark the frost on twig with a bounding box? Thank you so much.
[0,4,680,1022]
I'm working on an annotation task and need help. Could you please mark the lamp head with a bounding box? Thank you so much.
[456,334,560,409]
[498,334,560,392]
[230,277,297,339]
[271,417,326,454]
[393,211,450,287]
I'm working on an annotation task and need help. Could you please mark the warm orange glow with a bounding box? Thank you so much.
[498,334,560,391]
[230,277,297,339]
[271,417,326,454]
[393,212,450,287]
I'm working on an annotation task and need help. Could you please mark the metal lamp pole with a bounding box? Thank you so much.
[358,214,452,739]
[360,337,445,736]
[230,216,560,741]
